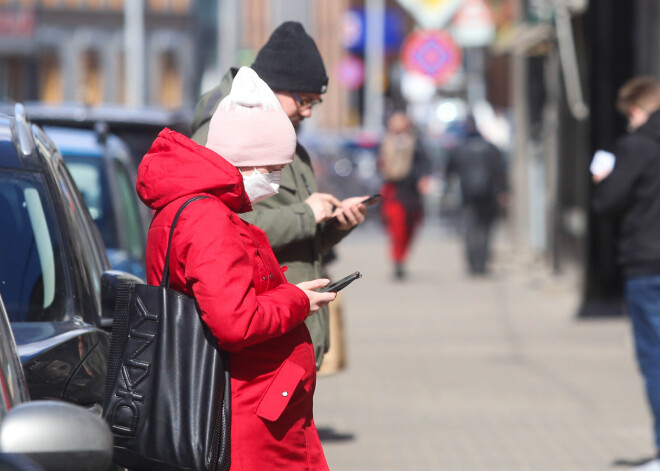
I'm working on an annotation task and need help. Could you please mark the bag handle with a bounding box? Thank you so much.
[161,195,209,288]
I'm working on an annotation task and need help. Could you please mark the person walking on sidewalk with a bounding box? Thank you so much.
[445,114,508,276]
[378,111,430,279]
[138,67,336,470]
[191,21,370,370]
[593,76,660,471]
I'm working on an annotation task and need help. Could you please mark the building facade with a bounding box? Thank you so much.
[0,0,195,108]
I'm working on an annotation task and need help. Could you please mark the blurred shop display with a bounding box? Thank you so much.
[300,129,382,213]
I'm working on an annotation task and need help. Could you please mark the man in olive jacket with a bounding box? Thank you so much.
[191,22,368,369]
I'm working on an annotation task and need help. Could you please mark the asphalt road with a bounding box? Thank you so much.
[314,220,652,471]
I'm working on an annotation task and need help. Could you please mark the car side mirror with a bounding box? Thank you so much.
[100,270,144,329]
[0,401,113,471]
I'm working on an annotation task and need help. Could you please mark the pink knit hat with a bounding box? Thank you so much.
[205,67,296,167]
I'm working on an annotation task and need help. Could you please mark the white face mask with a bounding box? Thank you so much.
[242,169,282,203]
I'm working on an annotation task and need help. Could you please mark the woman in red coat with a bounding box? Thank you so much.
[136,67,336,470]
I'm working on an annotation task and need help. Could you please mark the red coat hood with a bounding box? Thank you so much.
[136,128,252,213]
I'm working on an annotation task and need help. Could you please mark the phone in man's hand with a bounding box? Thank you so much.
[319,271,362,292]
[360,193,381,205]
[326,194,380,225]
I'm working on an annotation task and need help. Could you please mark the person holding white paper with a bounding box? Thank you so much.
[593,76,660,471]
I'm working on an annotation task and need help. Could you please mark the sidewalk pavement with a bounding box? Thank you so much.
[314,220,652,471]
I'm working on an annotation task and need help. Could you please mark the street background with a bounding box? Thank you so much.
[2,0,660,469]
[315,217,650,471]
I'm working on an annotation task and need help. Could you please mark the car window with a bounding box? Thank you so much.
[55,161,106,315]
[0,173,66,323]
[111,158,145,261]
[63,155,117,249]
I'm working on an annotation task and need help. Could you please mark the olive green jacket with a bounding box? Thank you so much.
[191,69,351,368]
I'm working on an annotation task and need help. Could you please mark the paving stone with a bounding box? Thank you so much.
[314,221,652,470]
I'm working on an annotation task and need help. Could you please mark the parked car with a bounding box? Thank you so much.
[0,104,140,408]
[0,292,113,471]
[43,124,148,279]
[14,101,192,166]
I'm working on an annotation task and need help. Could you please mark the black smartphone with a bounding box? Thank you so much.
[361,193,381,205]
[319,271,362,292]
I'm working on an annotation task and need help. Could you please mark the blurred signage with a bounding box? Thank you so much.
[401,71,437,103]
[528,0,588,22]
[449,0,495,48]
[0,9,35,37]
[528,0,554,22]
[335,55,366,91]
[395,0,463,29]
[401,30,461,86]
[340,8,406,55]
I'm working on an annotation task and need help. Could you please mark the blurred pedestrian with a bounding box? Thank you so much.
[445,114,508,276]
[592,76,660,471]
[137,67,336,470]
[191,21,370,370]
[378,111,430,279]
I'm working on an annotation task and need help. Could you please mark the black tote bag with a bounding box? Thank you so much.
[103,195,231,471]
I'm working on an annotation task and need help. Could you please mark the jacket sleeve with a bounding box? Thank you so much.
[318,221,352,254]
[240,198,317,250]
[178,202,310,352]
[593,136,650,216]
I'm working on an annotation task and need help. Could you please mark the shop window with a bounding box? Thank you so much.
[81,49,104,105]
[39,51,63,103]
[148,0,167,12]
[85,0,103,9]
[158,51,182,108]
[107,0,123,9]
[171,0,189,13]
[117,51,125,104]
[0,57,25,102]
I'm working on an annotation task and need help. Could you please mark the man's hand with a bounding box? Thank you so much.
[592,170,611,184]
[331,196,369,230]
[305,193,342,223]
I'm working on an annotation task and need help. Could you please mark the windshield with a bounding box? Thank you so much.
[0,172,66,323]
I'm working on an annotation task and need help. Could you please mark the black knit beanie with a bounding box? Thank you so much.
[252,21,328,95]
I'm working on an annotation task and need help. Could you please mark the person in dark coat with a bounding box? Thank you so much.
[592,76,660,471]
[378,111,430,280]
[137,67,336,470]
[445,115,508,276]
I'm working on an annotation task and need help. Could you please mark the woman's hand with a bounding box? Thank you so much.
[296,279,337,313]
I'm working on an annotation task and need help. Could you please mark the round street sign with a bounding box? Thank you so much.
[335,55,365,91]
[400,30,462,86]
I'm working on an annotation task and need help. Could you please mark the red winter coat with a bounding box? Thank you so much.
[136,129,329,470]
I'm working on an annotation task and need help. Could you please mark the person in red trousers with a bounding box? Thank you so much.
[378,111,430,280]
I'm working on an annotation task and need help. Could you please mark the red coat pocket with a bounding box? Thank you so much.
[254,360,305,422]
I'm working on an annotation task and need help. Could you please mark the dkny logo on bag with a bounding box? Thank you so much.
[109,293,159,436]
